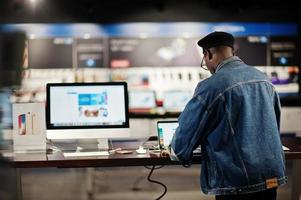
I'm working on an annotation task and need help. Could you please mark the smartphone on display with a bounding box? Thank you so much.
[18,114,26,135]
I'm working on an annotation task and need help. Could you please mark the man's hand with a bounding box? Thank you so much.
[160,150,170,157]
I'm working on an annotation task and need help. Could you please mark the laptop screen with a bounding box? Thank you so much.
[157,121,178,150]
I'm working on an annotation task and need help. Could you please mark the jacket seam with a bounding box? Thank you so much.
[180,96,208,160]
[196,95,207,106]
[221,95,250,185]
[202,176,287,195]
[216,56,243,72]
[188,109,209,152]
[208,80,273,110]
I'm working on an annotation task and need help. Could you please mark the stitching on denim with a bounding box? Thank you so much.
[196,95,207,106]
[202,176,287,195]
[221,95,250,185]
[208,80,273,110]
[216,56,243,72]
[203,176,287,192]
[181,95,211,162]
[221,95,235,137]
[189,97,216,146]
[188,109,209,152]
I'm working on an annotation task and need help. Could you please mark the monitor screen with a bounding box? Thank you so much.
[162,90,192,112]
[157,121,178,150]
[129,90,156,109]
[46,82,129,129]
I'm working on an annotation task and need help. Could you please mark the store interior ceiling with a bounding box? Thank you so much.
[0,0,300,23]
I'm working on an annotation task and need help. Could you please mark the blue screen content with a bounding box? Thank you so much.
[50,85,126,127]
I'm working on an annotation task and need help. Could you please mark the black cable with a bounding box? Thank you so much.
[146,165,167,200]
[144,165,165,170]
[132,166,165,191]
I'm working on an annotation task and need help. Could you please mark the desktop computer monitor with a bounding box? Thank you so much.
[46,82,130,140]
[162,90,192,113]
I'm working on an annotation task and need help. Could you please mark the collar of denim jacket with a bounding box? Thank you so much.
[215,56,243,72]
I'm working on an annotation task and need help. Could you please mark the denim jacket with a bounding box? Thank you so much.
[171,56,287,195]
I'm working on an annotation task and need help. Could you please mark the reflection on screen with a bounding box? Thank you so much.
[50,85,126,127]
[163,91,192,111]
[158,122,178,148]
[129,91,156,109]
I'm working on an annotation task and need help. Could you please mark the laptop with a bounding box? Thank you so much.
[156,120,201,154]
[157,121,178,150]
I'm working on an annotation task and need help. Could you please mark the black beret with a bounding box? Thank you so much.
[197,31,234,50]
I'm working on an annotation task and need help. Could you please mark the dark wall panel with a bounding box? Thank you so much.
[28,38,73,68]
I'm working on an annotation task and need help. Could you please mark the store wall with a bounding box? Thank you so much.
[0,0,300,137]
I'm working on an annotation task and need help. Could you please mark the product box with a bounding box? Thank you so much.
[12,103,46,152]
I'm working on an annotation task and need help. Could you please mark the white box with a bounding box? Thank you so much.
[12,103,46,152]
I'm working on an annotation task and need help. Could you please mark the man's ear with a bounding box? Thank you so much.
[208,50,213,60]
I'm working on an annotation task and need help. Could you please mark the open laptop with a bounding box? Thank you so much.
[157,121,201,154]
[157,121,178,150]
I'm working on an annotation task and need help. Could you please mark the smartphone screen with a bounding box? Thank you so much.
[18,114,26,135]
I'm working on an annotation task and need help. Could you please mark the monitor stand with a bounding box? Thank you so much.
[96,138,109,151]
[71,139,109,156]
[50,138,110,152]
[75,138,110,154]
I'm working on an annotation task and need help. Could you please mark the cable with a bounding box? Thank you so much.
[146,165,167,200]
[108,138,113,150]
[132,166,165,191]
[144,165,165,170]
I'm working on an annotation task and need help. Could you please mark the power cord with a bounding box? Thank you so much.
[144,165,165,170]
[145,165,167,200]
[132,166,165,191]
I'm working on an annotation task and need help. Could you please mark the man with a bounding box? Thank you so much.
[167,32,287,200]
